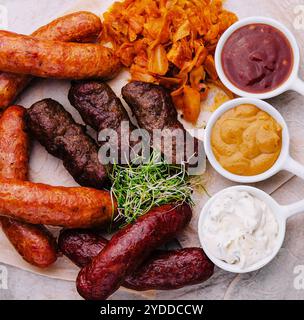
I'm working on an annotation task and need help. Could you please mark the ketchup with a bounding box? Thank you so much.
[222,24,293,93]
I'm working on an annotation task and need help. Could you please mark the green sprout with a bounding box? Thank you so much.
[109,152,194,226]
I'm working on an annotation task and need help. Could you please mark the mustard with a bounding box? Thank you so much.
[211,104,282,176]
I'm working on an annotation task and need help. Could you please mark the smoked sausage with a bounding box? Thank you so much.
[76,203,192,300]
[0,106,58,267]
[59,228,214,290]
[0,31,121,80]
[0,178,116,228]
[1,218,58,268]
[0,11,103,109]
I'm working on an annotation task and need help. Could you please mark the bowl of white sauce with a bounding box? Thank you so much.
[198,185,304,273]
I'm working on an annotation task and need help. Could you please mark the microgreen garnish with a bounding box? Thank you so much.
[110,152,194,226]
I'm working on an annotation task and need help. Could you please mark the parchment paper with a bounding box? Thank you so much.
[1,0,304,300]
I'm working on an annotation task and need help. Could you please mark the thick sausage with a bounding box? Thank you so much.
[0,106,57,267]
[59,229,214,290]
[76,203,192,300]
[0,178,116,228]
[0,31,121,80]
[0,11,103,109]
[26,99,109,189]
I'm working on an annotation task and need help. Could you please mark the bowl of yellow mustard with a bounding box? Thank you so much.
[204,98,297,183]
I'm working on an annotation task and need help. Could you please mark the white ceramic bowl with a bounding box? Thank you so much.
[204,97,304,183]
[215,16,304,98]
[198,185,304,273]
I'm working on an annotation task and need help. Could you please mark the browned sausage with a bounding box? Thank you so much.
[0,178,116,228]
[26,99,109,189]
[0,12,103,109]
[32,11,102,43]
[0,106,28,180]
[58,229,108,268]
[1,219,57,268]
[76,203,192,300]
[0,31,121,80]
[59,229,214,290]
[124,248,214,291]
[0,106,57,267]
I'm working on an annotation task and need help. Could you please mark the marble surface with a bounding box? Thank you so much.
[1,0,304,300]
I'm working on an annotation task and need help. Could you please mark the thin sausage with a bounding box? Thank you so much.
[76,203,192,300]
[0,178,116,228]
[0,11,103,109]
[0,31,121,80]
[0,106,57,267]
[59,229,214,290]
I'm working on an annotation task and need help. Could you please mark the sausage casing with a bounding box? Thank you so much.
[32,11,102,43]
[58,229,108,268]
[0,178,115,228]
[59,228,214,290]
[124,248,214,290]
[1,218,58,268]
[0,11,103,109]
[76,203,192,300]
[26,98,109,189]
[0,106,28,180]
[0,105,58,267]
[0,31,121,80]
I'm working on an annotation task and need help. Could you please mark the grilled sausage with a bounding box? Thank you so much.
[122,81,202,167]
[0,106,57,267]
[1,219,58,268]
[59,228,214,290]
[0,178,116,228]
[26,99,109,189]
[76,203,192,300]
[68,81,142,162]
[58,229,108,268]
[125,248,214,291]
[0,106,28,180]
[0,31,121,80]
[32,11,102,43]
[0,11,103,109]
[68,81,132,133]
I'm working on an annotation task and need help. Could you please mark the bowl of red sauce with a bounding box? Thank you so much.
[215,17,304,99]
